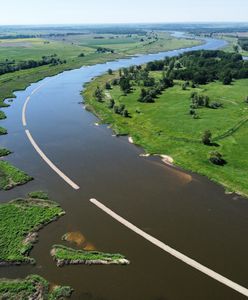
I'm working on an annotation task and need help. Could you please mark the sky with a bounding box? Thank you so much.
[0,0,247,25]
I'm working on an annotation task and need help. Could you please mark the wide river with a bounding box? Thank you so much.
[1,36,248,300]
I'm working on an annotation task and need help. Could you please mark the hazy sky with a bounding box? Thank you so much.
[0,0,247,25]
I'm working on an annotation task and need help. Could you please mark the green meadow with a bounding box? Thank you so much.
[84,71,248,197]
[0,33,200,105]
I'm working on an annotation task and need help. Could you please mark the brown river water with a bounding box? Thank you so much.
[1,37,248,300]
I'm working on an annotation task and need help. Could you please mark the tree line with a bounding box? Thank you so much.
[146,50,248,85]
[238,38,248,51]
[0,55,66,76]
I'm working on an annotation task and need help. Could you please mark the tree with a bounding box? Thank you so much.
[78,53,85,57]
[233,45,239,53]
[222,74,232,85]
[108,68,113,75]
[119,104,125,114]
[94,86,103,102]
[122,109,129,118]
[202,130,212,145]
[144,77,155,87]
[105,82,111,90]
[139,88,147,101]
[112,78,119,85]
[108,99,115,109]
[209,151,226,166]
[119,77,131,94]
[245,96,248,104]
[113,105,120,114]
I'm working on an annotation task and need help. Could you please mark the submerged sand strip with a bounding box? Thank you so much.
[90,198,248,298]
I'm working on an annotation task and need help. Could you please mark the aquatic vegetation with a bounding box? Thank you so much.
[0,160,32,190]
[0,275,73,299]
[0,148,11,157]
[0,195,65,265]
[0,126,7,135]
[28,190,49,200]
[51,244,130,266]
[0,111,6,119]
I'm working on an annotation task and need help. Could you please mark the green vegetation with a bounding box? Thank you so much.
[51,244,129,266]
[220,34,248,57]
[0,32,200,191]
[238,37,248,51]
[0,161,32,190]
[0,275,73,299]
[0,195,65,265]
[28,190,49,200]
[83,51,248,197]
[0,126,7,134]
[0,54,66,76]
[0,148,11,157]
[0,33,200,105]
[0,110,6,119]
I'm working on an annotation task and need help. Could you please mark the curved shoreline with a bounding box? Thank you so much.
[0,32,204,191]
[82,61,247,198]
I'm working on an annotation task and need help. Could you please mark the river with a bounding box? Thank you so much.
[1,36,248,300]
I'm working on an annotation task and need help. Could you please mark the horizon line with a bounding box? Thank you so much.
[0,21,248,27]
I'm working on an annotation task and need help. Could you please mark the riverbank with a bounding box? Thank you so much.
[0,33,201,105]
[0,33,201,191]
[83,60,248,198]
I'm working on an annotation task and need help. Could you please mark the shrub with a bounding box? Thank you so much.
[202,130,212,145]
[209,152,226,166]
[105,82,111,90]
[108,99,115,109]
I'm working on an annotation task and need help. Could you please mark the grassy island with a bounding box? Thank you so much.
[0,275,73,299]
[51,245,130,267]
[83,50,248,197]
[0,160,33,190]
[0,193,65,265]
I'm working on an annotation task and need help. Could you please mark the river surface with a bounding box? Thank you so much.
[1,36,248,300]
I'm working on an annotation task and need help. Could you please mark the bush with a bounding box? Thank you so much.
[94,86,103,102]
[105,82,111,90]
[108,99,115,109]
[222,75,232,85]
[202,130,212,145]
[209,152,226,166]
[122,109,129,118]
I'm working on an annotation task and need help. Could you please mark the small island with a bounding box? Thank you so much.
[0,160,33,190]
[0,192,65,265]
[0,275,73,299]
[51,244,130,267]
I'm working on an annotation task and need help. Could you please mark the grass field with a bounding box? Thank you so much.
[0,33,201,105]
[84,71,248,197]
[219,34,248,57]
[51,244,129,266]
[0,275,73,299]
[0,194,64,264]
